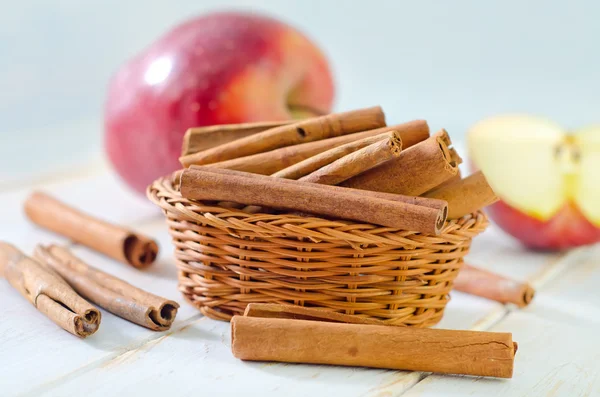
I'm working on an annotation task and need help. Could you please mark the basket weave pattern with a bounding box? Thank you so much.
[149,175,488,327]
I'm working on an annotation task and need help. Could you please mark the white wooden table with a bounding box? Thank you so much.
[1,162,599,397]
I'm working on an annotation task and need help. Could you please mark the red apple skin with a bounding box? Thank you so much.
[487,201,600,250]
[105,12,334,194]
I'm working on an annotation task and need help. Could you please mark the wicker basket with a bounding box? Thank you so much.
[148,173,488,327]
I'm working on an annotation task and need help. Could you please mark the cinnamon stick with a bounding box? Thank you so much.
[423,169,462,195]
[298,131,402,185]
[342,129,461,196]
[0,242,100,337]
[180,167,447,234]
[454,264,535,307]
[180,106,386,167]
[231,316,517,378]
[245,303,388,326]
[199,167,448,217]
[206,120,430,175]
[34,245,179,330]
[240,132,401,212]
[24,192,158,269]
[273,132,398,180]
[423,171,498,219]
[181,120,294,156]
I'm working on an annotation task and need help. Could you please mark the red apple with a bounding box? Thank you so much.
[468,115,600,250]
[105,12,334,194]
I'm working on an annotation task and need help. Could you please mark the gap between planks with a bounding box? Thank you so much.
[4,162,180,396]
[393,245,591,396]
[8,162,592,396]
[21,235,587,397]
[20,315,205,397]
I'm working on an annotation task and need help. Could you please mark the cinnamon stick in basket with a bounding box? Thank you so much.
[423,169,462,195]
[198,167,448,217]
[231,316,517,378]
[181,120,294,156]
[241,132,403,214]
[454,264,535,307]
[24,192,158,269]
[342,129,461,196]
[206,120,430,175]
[298,131,402,185]
[274,131,399,180]
[34,245,179,330]
[0,242,100,338]
[180,106,386,167]
[423,171,498,219]
[180,167,447,234]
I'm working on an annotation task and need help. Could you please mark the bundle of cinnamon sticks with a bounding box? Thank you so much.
[178,106,534,307]
[0,193,180,337]
[178,106,497,234]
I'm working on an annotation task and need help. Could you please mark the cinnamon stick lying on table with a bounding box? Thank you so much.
[181,120,294,157]
[207,120,430,175]
[454,264,535,307]
[231,316,517,378]
[342,129,461,196]
[298,131,402,185]
[0,242,100,338]
[34,245,179,330]
[24,192,158,269]
[245,303,388,326]
[180,106,386,167]
[180,167,447,234]
[423,171,498,219]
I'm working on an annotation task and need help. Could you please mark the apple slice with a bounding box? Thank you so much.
[468,115,565,220]
[573,126,600,225]
[468,114,600,250]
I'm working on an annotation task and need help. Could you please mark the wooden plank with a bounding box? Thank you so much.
[402,311,600,397]
[0,223,199,395]
[22,224,526,396]
[0,172,159,239]
[1,160,584,396]
[436,290,505,331]
[34,317,424,397]
[523,244,600,327]
[0,173,193,394]
[465,225,562,285]
[0,157,106,193]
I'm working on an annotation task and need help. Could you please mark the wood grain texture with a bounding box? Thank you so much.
[3,160,600,397]
[0,174,193,395]
[403,311,600,397]
[39,317,423,397]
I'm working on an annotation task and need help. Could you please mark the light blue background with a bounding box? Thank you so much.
[2,0,599,181]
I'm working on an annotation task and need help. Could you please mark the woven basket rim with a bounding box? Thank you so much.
[148,172,489,327]
[148,172,489,242]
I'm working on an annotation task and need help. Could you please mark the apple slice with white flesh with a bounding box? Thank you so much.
[468,115,600,250]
